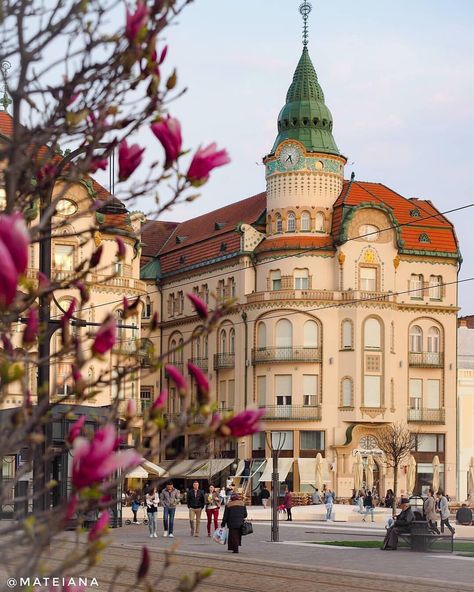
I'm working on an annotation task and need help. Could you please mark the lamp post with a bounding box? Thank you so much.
[267,432,286,543]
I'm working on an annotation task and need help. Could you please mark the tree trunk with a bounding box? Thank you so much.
[392,463,398,517]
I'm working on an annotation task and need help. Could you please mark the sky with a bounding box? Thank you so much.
[117,1,474,312]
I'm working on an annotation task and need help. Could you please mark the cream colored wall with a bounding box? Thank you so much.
[458,368,474,500]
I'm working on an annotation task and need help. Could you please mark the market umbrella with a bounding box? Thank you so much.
[315,452,324,490]
[468,457,474,499]
[406,455,417,495]
[365,455,374,491]
[432,455,440,493]
[353,452,363,491]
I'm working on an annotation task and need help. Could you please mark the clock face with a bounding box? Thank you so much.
[278,144,302,170]
[359,435,378,450]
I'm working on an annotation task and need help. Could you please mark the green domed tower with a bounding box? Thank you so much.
[264,2,346,238]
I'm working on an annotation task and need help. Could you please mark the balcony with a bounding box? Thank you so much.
[165,362,184,375]
[407,407,445,424]
[261,405,322,421]
[252,346,321,364]
[113,340,138,355]
[408,352,444,368]
[188,358,208,372]
[214,353,235,370]
[247,289,396,305]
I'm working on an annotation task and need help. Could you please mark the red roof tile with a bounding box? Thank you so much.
[0,112,13,137]
[255,235,334,254]
[141,220,178,264]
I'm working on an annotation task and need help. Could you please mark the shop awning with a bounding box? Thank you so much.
[258,458,294,483]
[186,459,234,479]
[161,460,207,478]
[141,459,166,477]
[234,459,246,477]
[126,465,148,479]
[297,458,317,485]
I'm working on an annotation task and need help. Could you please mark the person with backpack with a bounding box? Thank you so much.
[131,496,141,524]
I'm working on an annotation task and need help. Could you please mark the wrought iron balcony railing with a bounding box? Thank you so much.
[214,353,235,370]
[408,352,444,367]
[252,346,321,364]
[260,404,322,421]
[407,407,445,424]
[189,357,209,372]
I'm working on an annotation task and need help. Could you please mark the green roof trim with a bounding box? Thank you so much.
[271,47,339,156]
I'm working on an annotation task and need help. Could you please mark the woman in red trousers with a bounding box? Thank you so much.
[205,485,220,536]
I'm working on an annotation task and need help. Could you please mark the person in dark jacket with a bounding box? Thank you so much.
[362,491,374,523]
[284,489,293,521]
[259,485,270,508]
[381,497,414,550]
[221,493,247,553]
[187,480,205,537]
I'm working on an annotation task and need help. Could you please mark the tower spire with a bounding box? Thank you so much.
[0,61,12,113]
[299,1,312,47]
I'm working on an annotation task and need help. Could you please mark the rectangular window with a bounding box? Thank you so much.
[271,431,293,450]
[257,376,266,407]
[56,363,73,396]
[303,375,318,406]
[228,379,235,408]
[140,388,152,413]
[342,321,353,349]
[429,275,442,299]
[359,267,377,291]
[219,380,227,408]
[54,244,74,271]
[294,269,309,290]
[300,431,324,450]
[409,378,422,409]
[363,375,381,407]
[417,434,438,452]
[275,375,292,403]
[252,432,265,451]
[410,274,424,298]
[276,395,292,406]
[270,270,282,291]
[427,379,440,409]
[114,261,123,276]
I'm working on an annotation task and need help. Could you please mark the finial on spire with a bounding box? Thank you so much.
[299,1,312,47]
[0,61,12,112]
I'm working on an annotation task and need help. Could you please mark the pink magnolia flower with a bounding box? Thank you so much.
[125,1,149,42]
[75,281,90,304]
[165,365,187,395]
[89,157,108,173]
[65,494,78,521]
[115,237,126,260]
[137,546,150,580]
[187,293,208,319]
[126,399,137,418]
[67,415,86,443]
[118,140,145,181]
[88,510,109,541]
[151,389,168,410]
[22,307,39,346]
[151,116,182,167]
[224,409,265,437]
[0,213,29,275]
[72,424,141,489]
[61,299,76,328]
[187,361,209,405]
[38,271,50,292]
[89,244,103,268]
[186,143,230,185]
[92,316,116,356]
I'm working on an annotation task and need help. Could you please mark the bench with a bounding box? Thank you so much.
[397,520,454,553]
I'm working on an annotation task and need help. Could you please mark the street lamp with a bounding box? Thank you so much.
[266,432,286,543]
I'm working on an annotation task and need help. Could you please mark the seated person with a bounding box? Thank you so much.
[456,504,473,526]
[381,497,414,550]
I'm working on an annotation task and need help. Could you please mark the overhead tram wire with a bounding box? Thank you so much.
[47,200,474,322]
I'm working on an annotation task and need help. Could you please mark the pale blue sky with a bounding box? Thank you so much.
[142,1,474,311]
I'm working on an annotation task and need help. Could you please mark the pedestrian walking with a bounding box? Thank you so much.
[221,493,247,554]
[205,485,221,537]
[384,489,394,509]
[355,490,364,514]
[219,486,227,506]
[362,490,374,522]
[436,490,455,534]
[145,487,159,538]
[259,485,270,508]
[131,496,141,524]
[284,489,293,521]
[424,488,440,533]
[160,480,180,538]
[187,480,205,537]
[324,487,334,521]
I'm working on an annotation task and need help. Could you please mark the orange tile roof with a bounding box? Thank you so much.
[255,234,334,254]
[0,112,13,137]
[141,220,178,265]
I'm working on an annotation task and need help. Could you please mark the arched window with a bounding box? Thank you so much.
[341,378,353,407]
[170,338,177,363]
[427,326,440,353]
[203,335,208,358]
[409,325,423,352]
[315,212,325,232]
[229,328,235,354]
[287,211,296,232]
[303,320,318,347]
[220,330,227,354]
[301,211,311,232]
[364,317,381,349]
[257,322,266,349]
[276,319,292,349]
[342,320,353,349]
[275,214,282,233]
[178,338,184,363]
[142,296,152,318]
[116,309,124,341]
[410,274,424,298]
[195,336,201,359]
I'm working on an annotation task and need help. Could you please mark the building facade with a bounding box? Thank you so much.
[141,39,461,497]
[457,317,474,501]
